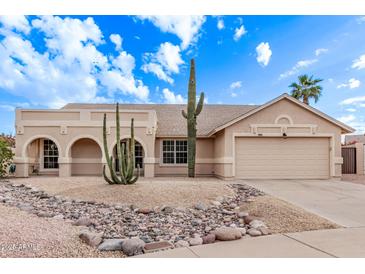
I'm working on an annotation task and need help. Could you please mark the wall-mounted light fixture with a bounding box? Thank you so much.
[283,132,287,139]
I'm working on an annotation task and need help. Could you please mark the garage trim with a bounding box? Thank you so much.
[232,132,335,178]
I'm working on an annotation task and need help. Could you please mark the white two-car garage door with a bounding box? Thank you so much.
[235,137,330,179]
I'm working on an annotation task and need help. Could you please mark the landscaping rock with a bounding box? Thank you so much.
[243,215,255,225]
[249,220,267,229]
[98,239,124,251]
[79,230,103,247]
[195,202,208,211]
[73,217,93,226]
[175,240,189,248]
[212,227,242,241]
[211,201,221,206]
[37,211,54,218]
[189,236,203,246]
[161,206,173,213]
[121,238,146,256]
[138,208,152,214]
[258,226,270,235]
[202,234,216,244]
[238,227,247,236]
[247,228,262,237]
[237,211,249,218]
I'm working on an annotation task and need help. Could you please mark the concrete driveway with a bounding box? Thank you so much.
[242,179,365,228]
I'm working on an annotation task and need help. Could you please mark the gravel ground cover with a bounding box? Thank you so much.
[0,204,123,258]
[10,176,234,208]
[240,195,340,234]
[0,177,340,257]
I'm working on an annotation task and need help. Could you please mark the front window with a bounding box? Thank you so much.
[43,139,59,169]
[162,140,187,164]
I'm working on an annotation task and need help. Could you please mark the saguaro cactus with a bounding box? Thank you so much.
[102,103,139,184]
[182,59,204,177]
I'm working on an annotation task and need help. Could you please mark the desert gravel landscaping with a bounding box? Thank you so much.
[240,195,339,234]
[0,204,122,258]
[0,177,341,257]
[10,176,234,208]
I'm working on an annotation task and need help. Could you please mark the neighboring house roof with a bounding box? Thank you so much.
[345,134,365,144]
[207,93,355,136]
[62,103,259,137]
[62,93,354,137]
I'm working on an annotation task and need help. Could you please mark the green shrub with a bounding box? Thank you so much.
[0,139,14,178]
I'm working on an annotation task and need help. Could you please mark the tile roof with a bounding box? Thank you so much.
[345,134,365,144]
[62,103,259,137]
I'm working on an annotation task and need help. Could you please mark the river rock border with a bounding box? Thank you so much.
[0,181,268,256]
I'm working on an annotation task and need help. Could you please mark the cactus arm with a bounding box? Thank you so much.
[129,118,136,178]
[181,109,188,119]
[103,165,115,184]
[195,92,204,116]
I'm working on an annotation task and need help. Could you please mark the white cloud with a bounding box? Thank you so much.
[0,15,30,34]
[230,81,242,89]
[346,108,357,112]
[137,16,206,50]
[256,42,272,67]
[337,114,356,124]
[109,34,122,50]
[340,96,365,106]
[337,78,361,89]
[356,16,365,24]
[142,42,184,84]
[162,88,185,104]
[279,59,318,79]
[233,25,247,41]
[315,48,328,56]
[352,54,365,70]
[217,18,224,30]
[0,16,150,107]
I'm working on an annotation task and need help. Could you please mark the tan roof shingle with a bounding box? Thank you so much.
[62,103,259,137]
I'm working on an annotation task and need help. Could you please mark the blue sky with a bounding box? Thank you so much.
[0,15,364,134]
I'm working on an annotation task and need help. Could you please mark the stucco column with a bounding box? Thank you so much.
[14,157,29,177]
[355,143,364,175]
[58,157,71,177]
[144,157,155,178]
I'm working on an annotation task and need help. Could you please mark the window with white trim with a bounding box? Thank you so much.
[43,139,59,169]
[162,140,187,164]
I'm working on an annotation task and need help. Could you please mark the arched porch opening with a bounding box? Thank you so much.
[25,137,59,176]
[70,138,103,176]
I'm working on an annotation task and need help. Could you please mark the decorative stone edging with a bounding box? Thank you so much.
[0,181,269,256]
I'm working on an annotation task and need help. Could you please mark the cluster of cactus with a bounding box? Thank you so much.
[102,103,139,184]
[182,59,204,178]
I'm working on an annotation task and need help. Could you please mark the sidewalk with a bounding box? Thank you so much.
[137,227,365,258]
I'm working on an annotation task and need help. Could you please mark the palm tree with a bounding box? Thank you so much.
[289,74,323,105]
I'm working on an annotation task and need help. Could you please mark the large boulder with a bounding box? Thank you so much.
[98,239,124,251]
[212,227,242,241]
[121,238,146,256]
[79,230,103,247]
[202,234,216,244]
[249,220,267,229]
[189,236,203,246]
[175,240,189,248]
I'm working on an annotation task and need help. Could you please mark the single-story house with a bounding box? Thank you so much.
[14,93,354,179]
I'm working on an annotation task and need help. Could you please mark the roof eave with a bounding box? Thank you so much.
[208,93,355,136]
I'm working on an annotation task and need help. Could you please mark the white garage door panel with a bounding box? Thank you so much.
[235,137,330,179]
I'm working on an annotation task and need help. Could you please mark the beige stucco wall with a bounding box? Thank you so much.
[154,137,214,176]
[14,108,157,178]
[217,98,343,179]
[14,97,347,179]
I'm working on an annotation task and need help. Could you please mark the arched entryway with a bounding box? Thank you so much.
[25,137,59,176]
[69,138,103,176]
[113,139,145,176]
